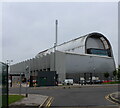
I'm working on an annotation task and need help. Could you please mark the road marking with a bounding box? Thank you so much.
[39,97,49,108]
[109,92,120,104]
[105,94,119,105]
[46,97,54,107]
[39,97,53,108]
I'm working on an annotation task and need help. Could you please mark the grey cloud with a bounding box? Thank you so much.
[2,2,118,65]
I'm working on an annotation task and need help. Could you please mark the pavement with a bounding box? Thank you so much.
[27,84,119,91]
[9,84,120,108]
[9,94,49,108]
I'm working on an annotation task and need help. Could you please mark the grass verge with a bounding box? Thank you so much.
[9,95,25,105]
[103,81,120,84]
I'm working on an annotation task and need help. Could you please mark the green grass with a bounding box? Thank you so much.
[9,95,25,105]
[103,81,120,84]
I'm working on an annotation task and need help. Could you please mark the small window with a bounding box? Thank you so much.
[87,48,111,57]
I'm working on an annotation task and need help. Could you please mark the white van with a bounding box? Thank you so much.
[62,79,73,85]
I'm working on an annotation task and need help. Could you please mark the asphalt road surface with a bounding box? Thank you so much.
[9,84,119,107]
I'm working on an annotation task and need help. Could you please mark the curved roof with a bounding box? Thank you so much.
[36,32,111,58]
[85,32,112,51]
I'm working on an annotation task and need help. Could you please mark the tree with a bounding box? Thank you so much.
[117,65,120,80]
[113,70,117,81]
[104,72,109,80]
[117,71,120,80]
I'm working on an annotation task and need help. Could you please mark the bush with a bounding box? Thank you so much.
[104,72,109,80]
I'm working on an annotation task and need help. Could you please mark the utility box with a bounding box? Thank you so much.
[0,62,8,108]
[31,71,57,87]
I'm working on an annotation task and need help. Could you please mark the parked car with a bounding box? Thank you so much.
[80,80,86,85]
[93,80,102,84]
[84,80,103,84]
[62,79,73,85]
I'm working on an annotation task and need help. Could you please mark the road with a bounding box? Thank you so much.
[9,84,119,107]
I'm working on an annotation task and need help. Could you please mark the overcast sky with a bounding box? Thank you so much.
[1,2,118,66]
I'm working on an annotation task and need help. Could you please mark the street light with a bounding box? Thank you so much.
[25,66,30,97]
[6,60,13,73]
[6,60,13,87]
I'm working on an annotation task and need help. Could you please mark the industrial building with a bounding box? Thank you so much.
[10,32,116,85]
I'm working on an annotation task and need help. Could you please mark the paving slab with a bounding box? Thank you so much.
[9,94,48,108]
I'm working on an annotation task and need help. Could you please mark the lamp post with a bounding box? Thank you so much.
[54,20,58,85]
[25,66,30,97]
[6,60,13,73]
[54,20,58,71]
[6,60,13,87]
[19,72,22,95]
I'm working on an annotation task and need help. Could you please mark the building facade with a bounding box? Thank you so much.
[10,32,116,84]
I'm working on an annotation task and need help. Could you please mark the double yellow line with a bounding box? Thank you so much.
[46,97,54,107]
[39,97,54,108]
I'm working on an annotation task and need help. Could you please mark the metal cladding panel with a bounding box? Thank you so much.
[57,36,86,51]
[38,57,42,69]
[46,54,50,69]
[49,51,66,82]
[41,56,44,69]
[35,58,39,70]
[56,51,66,82]
[11,62,24,73]
[42,56,46,69]
[91,56,115,73]
[65,53,115,74]
[36,35,87,58]
[32,58,36,70]
[50,53,54,71]
[86,37,104,49]
[20,61,25,73]
[29,59,33,71]
[36,32,114,59]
